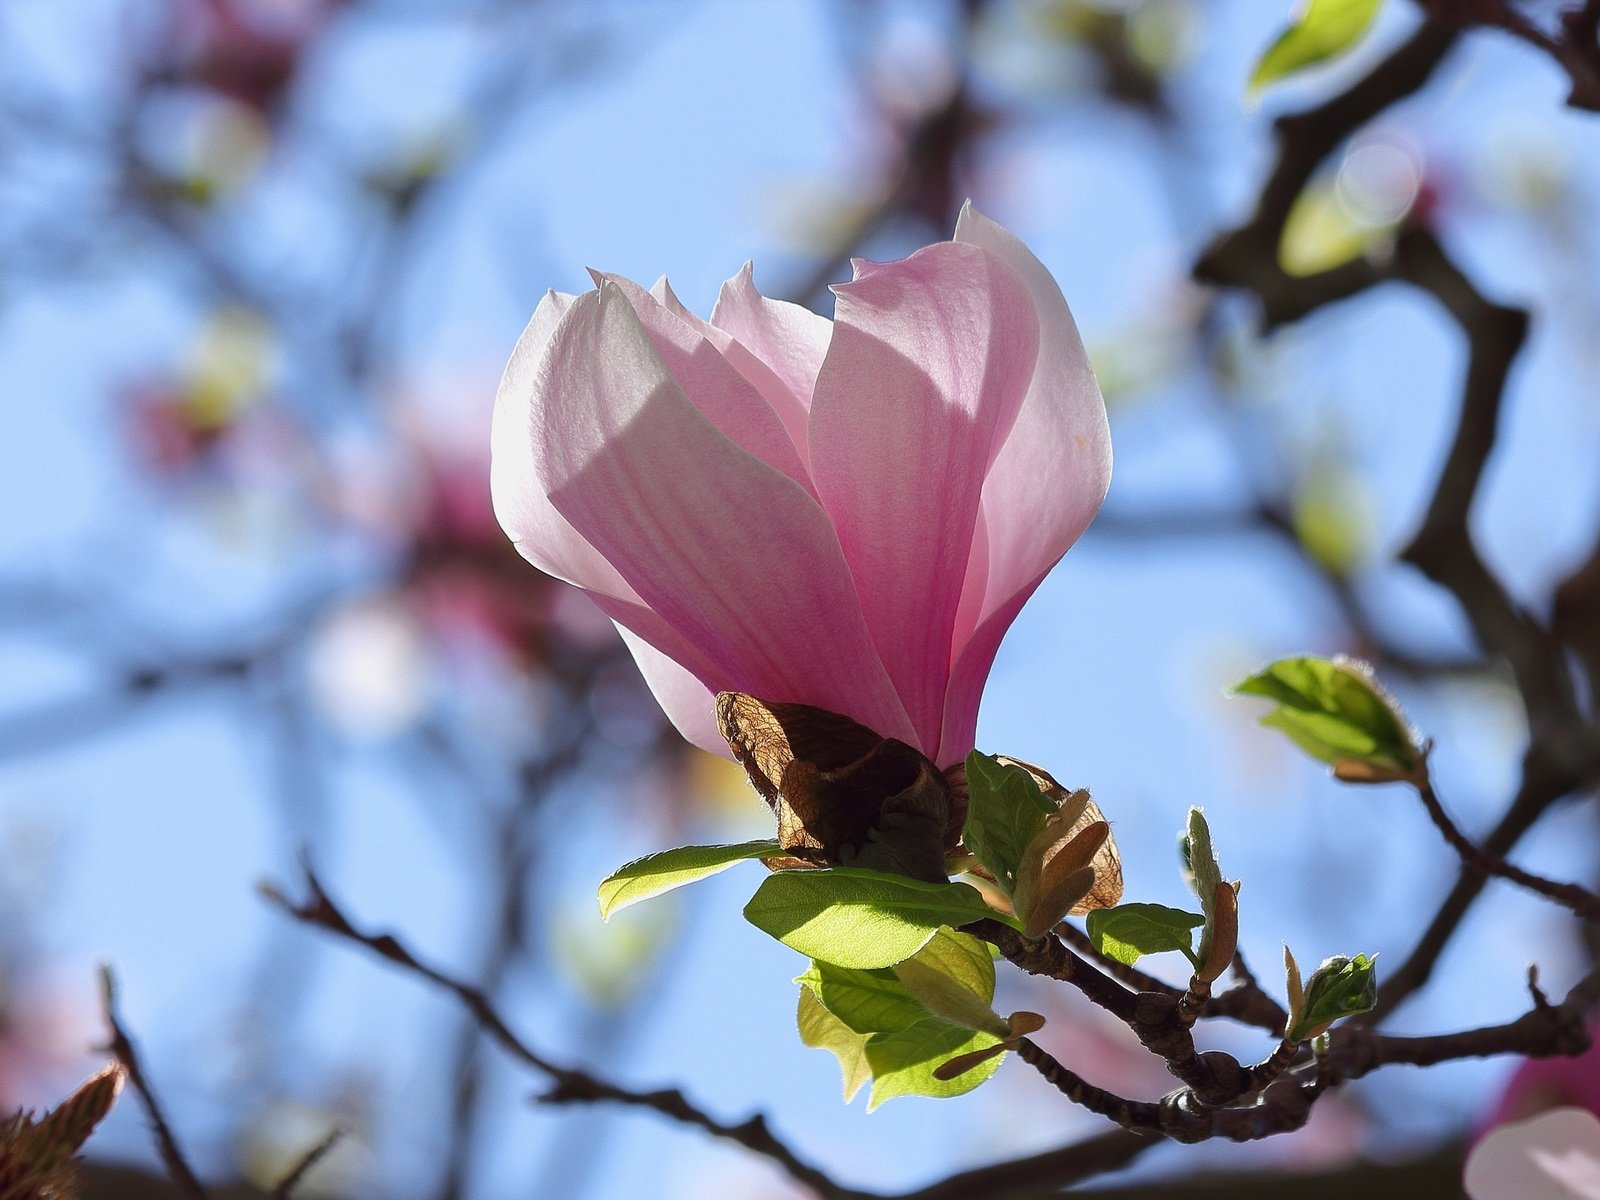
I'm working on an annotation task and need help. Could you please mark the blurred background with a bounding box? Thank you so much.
[2,0,1598,1196]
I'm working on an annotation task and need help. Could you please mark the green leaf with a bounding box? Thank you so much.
[597,840,781,920]
[1277,175,1373,277]
[1291,459,1375,575]
[1182,808,1226,967]
[892,929,1007,1037]
[797,963,926,1035]
[1291,953,1378,1041]
[797,986,872,1102]
[1250,0,1384,93]
[864,1019,1004,1109]
[798,928,999,1036]
[744,868,1010,969]
[962,751,1052,893]
[1283,944,1306,1032]
[1233,656,1419,773]
[1085,903,1205,967]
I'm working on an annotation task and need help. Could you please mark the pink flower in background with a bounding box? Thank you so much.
[1481,1022,1600,1131]
[492,204,1110,767]
[1465,1108,1600,1200]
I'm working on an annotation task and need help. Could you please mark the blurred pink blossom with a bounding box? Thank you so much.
[491,204,1110,765]
[1482,1022,1600,1131]
[1466,1107,1600,1200]
[167,0,340,111]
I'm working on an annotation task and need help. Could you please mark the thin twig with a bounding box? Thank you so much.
[270,1127,342,1200]
[1411,760,1600,923]
[262,866,860,1200]
[98,966,210,1200]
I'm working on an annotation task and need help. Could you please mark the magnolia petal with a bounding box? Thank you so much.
[1465,1108,1600,1200]
[534,284,915,744]
[711,262,832,419]
[952,202,1110,632]
[938,576,1037,765]
[612,622,726,756]
[491,289,639,601]
[654,275,813,464]
[589,271,815,497]
[810,240,1039,760]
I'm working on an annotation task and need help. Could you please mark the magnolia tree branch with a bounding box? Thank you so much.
[1195,6,1600,1036]
[268,1128,342,1200]
[1409,756,1600,922]
[889,1128,1155,1200]
[99,966,211,1200]
[1410,0,1600,110]
[260,866,862,1200]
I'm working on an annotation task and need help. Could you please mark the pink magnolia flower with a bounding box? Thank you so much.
[1466,1108,1600,1200]
[491,204,1110,767]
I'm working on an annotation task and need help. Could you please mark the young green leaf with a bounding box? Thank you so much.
[797,986,872,1102]
[1085,903,1205,967]
[893,929,1008,1039]
[1283,944,1306,1034]
[1250,0,1385,93]
[799,927,997,1037]
[743,868,1010,969]
[597,840,782,920]
[1277,176,1378,277]
[797,963,927,1036]
[1181,807,1227,966]
[961,752,1055,894]
[863,1019,1004,1109]
[1233,656,1420,775]
[1290,953,1379,1041]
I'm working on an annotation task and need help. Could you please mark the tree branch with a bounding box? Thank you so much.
[99,966,210,1200]
[261,866,861,1200]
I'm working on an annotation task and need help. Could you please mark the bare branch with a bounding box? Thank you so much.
[262,866,860,1200]
[99,966,210,1200]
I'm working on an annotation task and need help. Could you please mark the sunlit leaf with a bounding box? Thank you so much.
[797,987,872,1102]
[1085,903,1204,967]
[1278,177,1373,276]
[1233,656,1420,774]
[962,751,1053,894]
[597,840,780,920]
[798,928,999,1036]
[1250,0,1385,93]
[743,868,1010,969]
[797,963,926,1035]
[892,929,1007,1037]
[864,1019,1004,1109]
[1290,953,1378,1040]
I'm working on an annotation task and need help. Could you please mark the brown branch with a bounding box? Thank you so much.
[1055,921,1181,997]
[262,866,861,1200]
[1195,18,1459,322]
[887,1129,1155,1200]
[269,1128,341,1200]
[1207,950,1291,1034]
[1012,1039,1164,1133]
[1331,960,1600,1079]
[98,967,210,1200]
[1411,757,1600,922]
[1413,0,1600,110]
[1388,228,1578,733]
[1372,731,1600,1019]
[965,919,1138,1021]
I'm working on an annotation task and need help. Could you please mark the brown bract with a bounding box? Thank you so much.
[716,693,1121,904]
[715,692,964,881]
